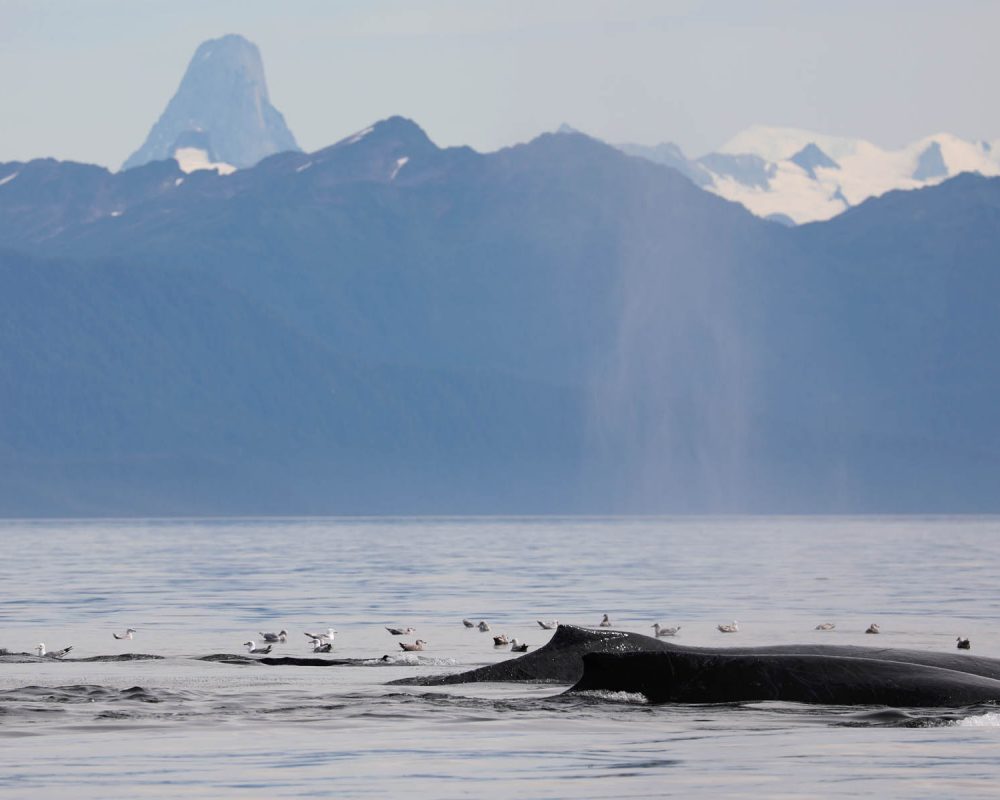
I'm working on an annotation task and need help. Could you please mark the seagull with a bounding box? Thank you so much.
[510,639,529,652]
[493,634,510,646]
[652,623,681,637]
[385,627,415,636]
[599,614,612,627]
[865,623,880,634]
[112,628,137,640]
[957,637,971,650]
[259,629,288,643]
[304,628,336,642]
[536,620,558,630]
[399,640,426,652]
[244,641,273,654]
[36,643,73,659]
[815,623,836,631]
[717,621,739,633]
[478,621,491,632]
[462,619,475,628]
[312,640,333,653]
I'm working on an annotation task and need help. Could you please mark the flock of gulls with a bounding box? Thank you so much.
[718,620,972,648]
[24,617,975,660]
[243,628,339,655]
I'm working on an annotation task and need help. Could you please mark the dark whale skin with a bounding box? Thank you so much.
[389,625,1000,687]
[569,650,1000,708]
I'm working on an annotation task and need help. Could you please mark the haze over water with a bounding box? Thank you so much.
[2,516,1000,798]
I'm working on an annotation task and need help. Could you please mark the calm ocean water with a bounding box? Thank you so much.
[1,516,999,798]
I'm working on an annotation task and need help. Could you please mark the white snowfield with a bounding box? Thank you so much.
[173,146,237,176]
[712,126,1000,224]
[622,125,1000,224]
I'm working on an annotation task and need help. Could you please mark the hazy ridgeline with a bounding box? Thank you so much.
[0,122,998,516]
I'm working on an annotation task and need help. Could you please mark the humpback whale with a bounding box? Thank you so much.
[569,650,1000,707]
[389,625,1000,707]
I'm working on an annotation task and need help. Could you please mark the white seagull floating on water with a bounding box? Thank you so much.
[244,641,273,654]
[478,621,491,632]
[599,614,612,627]
[536,620,558,630]
[717,621,739,633]
[815,623,836,631]
[112,628,137,640]
[399,640,427,652]
[36,643,73,658]
[385,627,415,636]
[304,628,336,642]
[652,623,681,637]
[259,629,288,643]
[311,640,333,653]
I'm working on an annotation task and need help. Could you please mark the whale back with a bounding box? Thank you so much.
[390,625,672,686]
[570,650,1000,707]
[390,624,1000,687]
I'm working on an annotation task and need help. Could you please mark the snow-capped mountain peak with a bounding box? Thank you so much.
[717,125,868,163]
[121,34,299,173]
[622,126,1000,224]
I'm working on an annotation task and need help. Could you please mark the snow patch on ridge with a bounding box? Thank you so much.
[346,126,374,146]
[0,171,18,187]
[174,147,236,176]
[390,156,409,180]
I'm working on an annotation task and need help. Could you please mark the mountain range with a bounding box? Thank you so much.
[617,126,1000,224]
[2,115,999,516]
[115,33,1000,228]
[0,35,998,516]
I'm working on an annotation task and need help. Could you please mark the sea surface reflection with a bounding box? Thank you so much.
[1,516,999,798]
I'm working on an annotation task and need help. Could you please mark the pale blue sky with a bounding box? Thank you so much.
[1,0,997,167]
